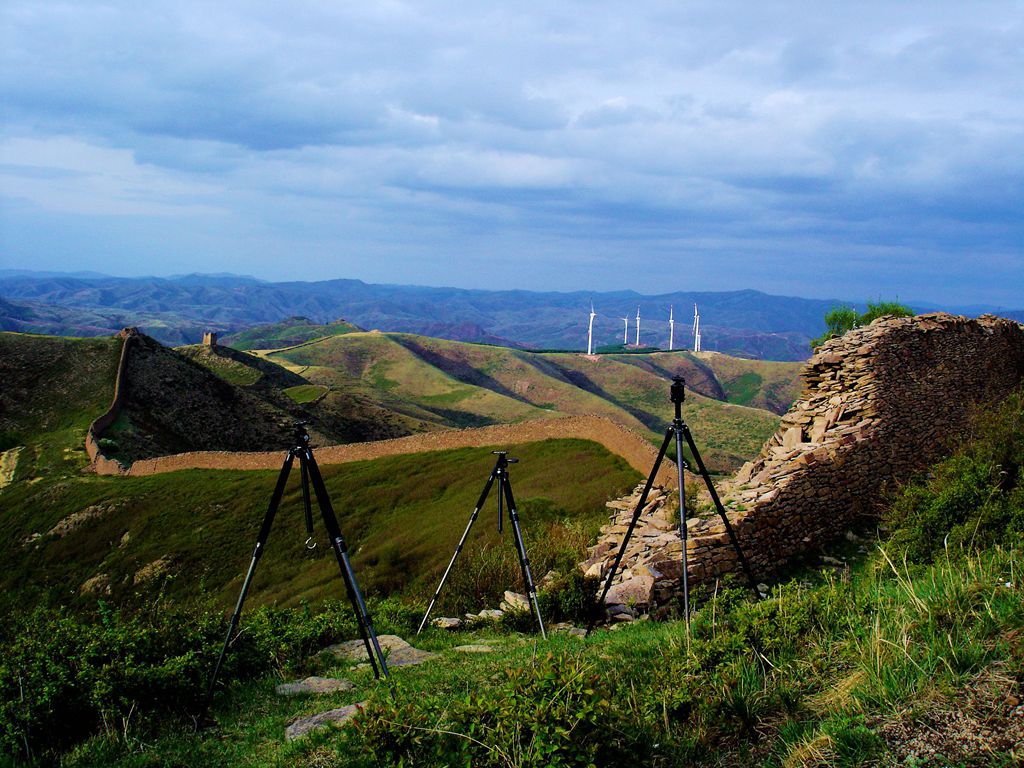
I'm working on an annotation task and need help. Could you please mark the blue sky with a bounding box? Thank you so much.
[1,1,1021,306]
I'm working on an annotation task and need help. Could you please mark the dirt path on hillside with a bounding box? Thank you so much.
[118,415,673,483]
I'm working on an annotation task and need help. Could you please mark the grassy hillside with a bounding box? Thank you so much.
[268,333,788,470]
[3,345,1021,766]
[0,332,121,475]
[8,516,1021,766]
[269,332,558,430]
[693,351,804,413]
[102,335,301,463]
[1,439,639,613]
[176,343,308,389]
[222,317,362,350]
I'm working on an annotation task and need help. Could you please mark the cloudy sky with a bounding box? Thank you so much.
[1,1,1021,305]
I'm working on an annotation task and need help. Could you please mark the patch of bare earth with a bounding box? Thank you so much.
[873,661,1023,766]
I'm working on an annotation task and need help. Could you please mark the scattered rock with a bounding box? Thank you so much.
[432,617,461,630]
[133,555,175,584]
[605,573,654,607]
[452,644,493,653]
[323,635,436,667]
[476,609,504,621]
[47,504,111,538]
[80,573,111,596]
[0,446,22,489]
[285,702,365,741]
[499,591,529,613]
[275,676,354,697]
[551,623,587,637]
[540,570,561,589]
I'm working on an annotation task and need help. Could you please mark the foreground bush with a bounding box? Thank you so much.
[0,596,415,760]
[886,386,1024,561]
[354,651,645,768]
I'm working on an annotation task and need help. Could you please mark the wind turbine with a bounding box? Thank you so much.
[621,316,629,345]
[635,306,641,346]
[586,302,596,355]
[669,305,675,351]
[693,303,702,352]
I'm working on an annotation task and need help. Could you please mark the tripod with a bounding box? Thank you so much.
[201,423,388,720]
[586,376,757,636]
[417,451,547,639]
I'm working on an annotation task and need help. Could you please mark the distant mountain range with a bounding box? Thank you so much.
[1,271,1020,361]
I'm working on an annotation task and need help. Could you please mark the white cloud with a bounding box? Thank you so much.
[0,137,223,215]
[0,1,1021,303]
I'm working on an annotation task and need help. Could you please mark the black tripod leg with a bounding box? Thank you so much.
[680,424,759,597]
[303,450,390,679]
[201,450,294,720]
[502,478,546,639]
[586,428,674,637]
[300,458,315,547]
[673,426,691,622]
[417,471,496,635]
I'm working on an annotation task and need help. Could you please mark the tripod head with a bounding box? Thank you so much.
[293,420,312,446]
[491,450,519,465]
[670,376,685,419]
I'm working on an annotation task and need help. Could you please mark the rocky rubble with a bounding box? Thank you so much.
[578,482,692,620]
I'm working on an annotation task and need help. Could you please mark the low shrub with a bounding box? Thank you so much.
[538,570,600,624]
[886,387,1024,561]
[0,595,417,760]
[353,651,646,767]
[436,514,594,617]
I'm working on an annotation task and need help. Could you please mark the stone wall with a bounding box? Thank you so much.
[584,313,1024,614]
[113,414,674,482]
[85,327,138,475]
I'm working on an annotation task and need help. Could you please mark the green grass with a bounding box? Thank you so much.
[4,381,1023,766]
[270,332,553,428]
[0,332,121,477]
[269,332,790,472]
[179,348,264,386]
[283,384,328,404]
[723,371,763,406]
[22,544,1021,767]
[0,439,639,614]
[694,352,804,415]
[223,318,362,350]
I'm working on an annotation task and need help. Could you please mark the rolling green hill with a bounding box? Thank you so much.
[176,343,309,389]
[266,332,794,471]
[0,329,641,615]
[1,439,639,613]
[0,332,121,477]
[222,316,362,350]
[691,351,804,413]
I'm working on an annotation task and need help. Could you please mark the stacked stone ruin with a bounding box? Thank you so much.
[582,313,1024,618]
